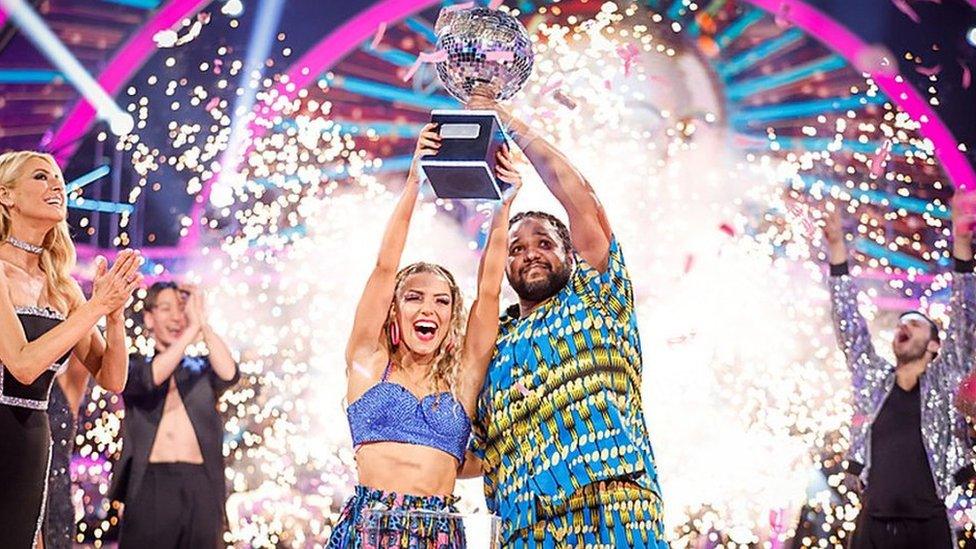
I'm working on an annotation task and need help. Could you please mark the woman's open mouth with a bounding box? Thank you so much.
[413,320,438,342]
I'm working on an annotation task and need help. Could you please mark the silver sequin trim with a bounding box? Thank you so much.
[0,360,66,410]
[14,305,66,321]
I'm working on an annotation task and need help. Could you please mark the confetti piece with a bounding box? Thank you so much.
[176,20,204,46]
[513,381,531,397]
[719,222,736,237]
[153,29,178,48]
[891,0,921,23]
[539,77,563,96]
[205,97,221,111]
[961,59,972,89]
[401,50,447,82]
[869,139,893,178]
[683,254,695,273]
[915,64,941,77]
[853,44,898,77]
[440,1,475,14]
[604,79,613,90]
[370,22,387,50]
[616,43,640,77]
[666,332,696,345]
[551,89,577,110]
[485,50,514,62]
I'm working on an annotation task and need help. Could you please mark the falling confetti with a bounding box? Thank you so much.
[370,22,387,50]
[616,43,641,77]
[401,49,447,82]
[869,139,894,178]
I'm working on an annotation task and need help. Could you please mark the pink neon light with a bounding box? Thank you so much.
[186,0,440,251]
[46,0,212,165]
[75,243,187,261]
[743,0,976,191]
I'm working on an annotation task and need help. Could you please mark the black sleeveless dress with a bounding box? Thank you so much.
[0,306,71,548]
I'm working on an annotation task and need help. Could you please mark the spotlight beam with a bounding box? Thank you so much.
[68,198,135,214]
[66,165,111,192]
[0,0,133,136]
[212,0,287,206]
[0,68,62,84]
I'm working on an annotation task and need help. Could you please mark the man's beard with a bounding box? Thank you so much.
[510,263,572,303]
[894,342,928,364]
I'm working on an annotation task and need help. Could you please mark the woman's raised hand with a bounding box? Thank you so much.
[91,249,143,315]
[407,123,442,184]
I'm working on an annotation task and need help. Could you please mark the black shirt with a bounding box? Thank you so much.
[110,353,239,507]
[866,382,945,518]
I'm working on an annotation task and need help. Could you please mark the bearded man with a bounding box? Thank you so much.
[460,93,667,548]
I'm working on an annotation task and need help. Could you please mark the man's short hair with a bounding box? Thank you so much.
[508,211,574,256]
[144,281,180,312]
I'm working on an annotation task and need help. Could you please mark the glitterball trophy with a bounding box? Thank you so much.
[419,6,534,200]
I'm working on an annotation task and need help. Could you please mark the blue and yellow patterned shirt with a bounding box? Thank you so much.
[471,237,662,537]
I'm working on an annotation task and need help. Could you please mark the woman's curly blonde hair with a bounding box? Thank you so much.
[384,262,466,398]
[0,151,77,315]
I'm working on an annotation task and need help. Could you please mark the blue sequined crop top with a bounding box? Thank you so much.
[347,363,471,462]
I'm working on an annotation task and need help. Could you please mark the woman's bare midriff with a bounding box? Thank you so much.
[355,442,458,496]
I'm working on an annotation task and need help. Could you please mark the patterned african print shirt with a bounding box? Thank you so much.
[471,237,662,538]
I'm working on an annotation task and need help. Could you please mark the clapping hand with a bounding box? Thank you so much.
[92,250,143,319]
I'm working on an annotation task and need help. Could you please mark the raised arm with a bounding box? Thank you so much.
[467,92,611,271]
[459,145,522,415]
[72,249,145,392]
[70,250,144,393]
[821,204,887,384]
[0,251,139,386]
[187,288,237,382]
[345,124,440,369]
[940,191,976,378]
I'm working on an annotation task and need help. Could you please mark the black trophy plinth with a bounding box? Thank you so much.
[418,109,511,200]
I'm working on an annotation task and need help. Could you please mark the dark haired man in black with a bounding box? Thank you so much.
[822,200,976,549]
[111,282,238,549]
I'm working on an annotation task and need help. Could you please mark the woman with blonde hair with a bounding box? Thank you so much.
[0,151,142,548]
[328,124,521,548]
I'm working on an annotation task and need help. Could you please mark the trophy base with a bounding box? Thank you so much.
[419,109,510,200]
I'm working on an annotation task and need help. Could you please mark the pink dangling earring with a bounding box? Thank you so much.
[389,321,400,347]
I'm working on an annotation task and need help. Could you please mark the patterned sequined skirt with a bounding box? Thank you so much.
[327,485,465,549]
